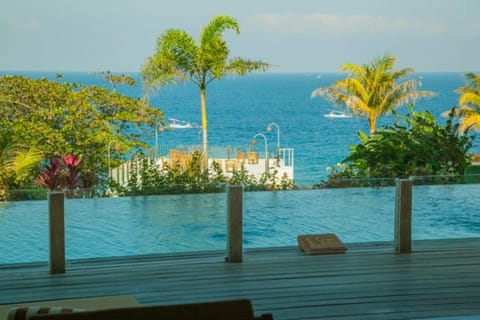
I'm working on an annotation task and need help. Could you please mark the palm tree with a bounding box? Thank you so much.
[142,14,269,167]
[312,55,434,136]
[443,72,480,133]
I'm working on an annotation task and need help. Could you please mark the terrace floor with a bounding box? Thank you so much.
[1,238,479,320]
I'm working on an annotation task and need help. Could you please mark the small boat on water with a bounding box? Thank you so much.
[168,118,199,129]
[324,110,353,118]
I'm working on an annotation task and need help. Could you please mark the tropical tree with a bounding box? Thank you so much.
[311,55,434,136]
[0,74,163,188]
[443,72,480,133]
[141,14,270,167]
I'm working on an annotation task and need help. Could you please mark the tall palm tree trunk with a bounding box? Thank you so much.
[200,85,208,170]
[369,116,376,137]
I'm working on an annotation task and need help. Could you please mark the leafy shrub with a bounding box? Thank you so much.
[36,153,84,197]
[107,151,295,196]
[317,107,475,188]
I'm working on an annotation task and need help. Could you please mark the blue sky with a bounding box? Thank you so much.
[1,0,479,73]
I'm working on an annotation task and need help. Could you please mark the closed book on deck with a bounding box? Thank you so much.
[297,233,347,254]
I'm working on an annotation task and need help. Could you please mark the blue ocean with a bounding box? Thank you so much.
[4,71,469,185]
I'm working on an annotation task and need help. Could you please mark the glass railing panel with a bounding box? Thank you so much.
[0,188,109,265]
[0,186,229,264]
[0,194,49,264]
[65,186,228,261]
[412,176,480,240]
[243,178,397,249]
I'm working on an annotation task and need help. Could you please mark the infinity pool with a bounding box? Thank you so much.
[1,184,479,264]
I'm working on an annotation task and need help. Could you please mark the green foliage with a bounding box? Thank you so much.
[7,188,48,201]
[464,165,480,183]
[318,107,475,188]
[0,74,163,190]
[106,152,294,196]
[0,136,43,200]
[94,70,137,92]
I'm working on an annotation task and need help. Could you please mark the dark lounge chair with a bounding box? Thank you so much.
[27,299,273,320]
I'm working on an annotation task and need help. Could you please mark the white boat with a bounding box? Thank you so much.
[324,110,353,118]
[168,118,199,129]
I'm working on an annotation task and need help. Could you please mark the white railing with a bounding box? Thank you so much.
[279,148,294,167]
[111,147,296,186]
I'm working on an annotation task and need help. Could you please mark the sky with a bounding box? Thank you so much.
[1,0,479,73]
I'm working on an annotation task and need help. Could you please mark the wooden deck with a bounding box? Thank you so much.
[1,238,479,320]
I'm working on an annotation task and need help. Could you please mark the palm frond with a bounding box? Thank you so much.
[226,57,270,76]
[457,86,479,95]
[441,105,474,118]
[459,92,480,109]
[11,147,43,181]
[198,36,230,81]
[375,54,396,72]
[391,67,415,80]
[440,107,459,118]
[347,95,371,116]
[0,139,43,185]
[464,72,480,88]
[341,63,367,81]
[311,86,347,106]
[141,29,197,92]
[459,113,480,133]
[157,29,198,72]
[456,73,480,97]
[200,14,239,46]
[384,80,436,109]
[340,78,369,102]
[141,56,186,92]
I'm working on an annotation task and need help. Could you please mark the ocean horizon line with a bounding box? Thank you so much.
[0,70,474,76]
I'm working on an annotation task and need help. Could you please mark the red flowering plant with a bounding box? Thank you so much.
[36,153,84,196]
[36,157,65,191]
[62,153,83,190]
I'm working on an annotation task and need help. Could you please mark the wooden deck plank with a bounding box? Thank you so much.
[1,238,479,320]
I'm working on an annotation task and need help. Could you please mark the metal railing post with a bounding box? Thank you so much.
[395,179,413,254]
[49,192,65,273]
[226,185,243,263]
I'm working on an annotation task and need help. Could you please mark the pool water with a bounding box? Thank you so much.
[0,184,479,264]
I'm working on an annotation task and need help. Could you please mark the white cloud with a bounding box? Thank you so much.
[2,16,45,32]
[249,13,447,37]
